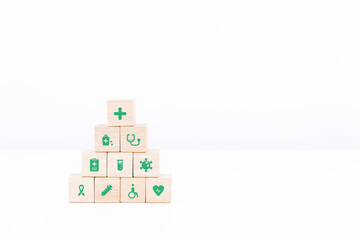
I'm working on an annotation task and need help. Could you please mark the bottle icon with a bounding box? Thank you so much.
[117,160,123,171]
[102,134,110,146]
[90,158,99,172]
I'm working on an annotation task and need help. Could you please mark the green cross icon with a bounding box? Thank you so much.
[114,107,127,120]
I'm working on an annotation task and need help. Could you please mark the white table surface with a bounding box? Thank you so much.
[1,150,359,240]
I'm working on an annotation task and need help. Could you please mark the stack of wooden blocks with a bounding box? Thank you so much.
[68,99,172,203]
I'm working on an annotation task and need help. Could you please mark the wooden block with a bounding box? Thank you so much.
[94,178,121,203]
[120,125,147,152]
[94,125,120,152]
[133,151,160,177]
[107,99,135,126]
[68,174,94,203]
[146,174,172,203]
[120,178,145,203]
[82,151,107,177]
[107,153,133,177]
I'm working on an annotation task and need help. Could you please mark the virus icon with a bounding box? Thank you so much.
[140,158,152,172]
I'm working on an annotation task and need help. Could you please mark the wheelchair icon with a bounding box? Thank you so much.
[128,184,138,199]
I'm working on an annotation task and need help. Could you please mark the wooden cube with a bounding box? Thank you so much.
[133,151,160,177]
[107,99,135,126]
[94,125,120,152]
[68,174,94,203]
[120,178,145,203]
[95,178,121,203]
[82,151,107,177]
[120,125,147,152]
[146,174,172,203]
[107,153,133,177]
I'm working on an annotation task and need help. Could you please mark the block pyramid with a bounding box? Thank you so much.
[68,99,172,203]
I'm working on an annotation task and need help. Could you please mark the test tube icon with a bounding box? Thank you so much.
[117,159,124,171]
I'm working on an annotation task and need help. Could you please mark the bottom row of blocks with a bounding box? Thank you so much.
[68,174,172,203]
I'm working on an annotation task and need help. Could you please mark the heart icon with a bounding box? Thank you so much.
[153,185,164,196]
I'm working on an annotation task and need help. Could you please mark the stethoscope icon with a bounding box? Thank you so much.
[128,184,138,199]
[127,134,141,146]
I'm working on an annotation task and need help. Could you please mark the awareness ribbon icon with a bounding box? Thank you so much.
[78,185,85,196]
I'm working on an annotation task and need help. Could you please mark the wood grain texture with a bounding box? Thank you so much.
[107,153,133,177]
[68,174,94,203]
[146,174,172,203]
[120,178,145,203]
[94,125,120,152]
[94,177,121,203]
[107,99,135,127]
[133,150,160,177]
[120,125,147,152]
[81,151,107,177]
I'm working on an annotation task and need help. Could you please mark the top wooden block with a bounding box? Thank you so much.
[107,100,135,126]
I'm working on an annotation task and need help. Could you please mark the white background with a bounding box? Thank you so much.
[1,0,360,150]
[1,1,360,240]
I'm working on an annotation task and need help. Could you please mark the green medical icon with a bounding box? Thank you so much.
[126,134,140,146]
[102,134,113,146]
[117,160,123,171]
[128,184,138,199]
[114,107,127,120]
[90,158,99,172]
[140,158,152,172]
[78,185,85,196]
[153,185,164,196]
[101,185,112,196]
